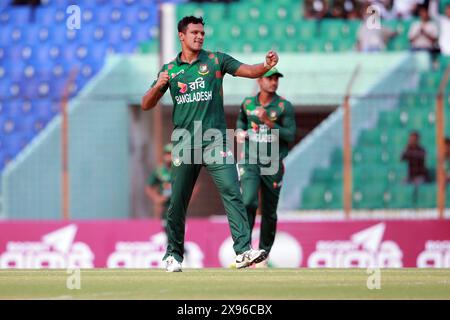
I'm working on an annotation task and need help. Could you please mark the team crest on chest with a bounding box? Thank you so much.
[198,63,209,75]
[269,110,278,121]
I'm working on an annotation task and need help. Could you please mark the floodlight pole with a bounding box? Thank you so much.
[436,66,450,219]
[61,69,77,221]
[343,65,360,220]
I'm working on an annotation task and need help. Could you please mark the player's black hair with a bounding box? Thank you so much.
[177,16,205,33]
[410,130,420,138]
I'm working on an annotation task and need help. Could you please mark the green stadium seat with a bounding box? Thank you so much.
[359,129,382,145]
[211,21,240,40]
[341,20,360,39]
[387,36,409,51]
[402,109,436,130]
[139,41,158,54]
[323,186,343,209]
[353,146,388,164]
[417,184,437,208]
[447,188,450,208]
[260,3,290,21]
[311,167,334,184]
[385,185,415,208]
[353,165,388,188]
[331,148,343,165]
[420,71,442,93]
[297,21,319,39]
[242,22,260,39]
[302,184,326,209]
[280,39,301,52]
[229,2,261,22]
[399,92,436,110]
[378,110,402,128]
[333,38,355,51]
[439,55,450,71]
[177,4,204,20]
[386,163,408,184]
[320,19,345,40]
[353,184,386,209]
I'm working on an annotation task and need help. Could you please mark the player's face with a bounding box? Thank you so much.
[179,23,205,52]
[258,75,279,94]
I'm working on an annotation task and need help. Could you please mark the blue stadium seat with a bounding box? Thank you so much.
[35,7,66,26]
[0,25,24,44]
[1,59,26,81]
[23,25,51,45]
[33,99,57,123]
[20,79,51,100]
[78,25,106,43]
[134,24,155,43]
[122,6,156,25]
[0,79,20,98]
[4,131,28,157]
[1,6,30,26]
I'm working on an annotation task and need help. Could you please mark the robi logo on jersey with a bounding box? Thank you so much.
[178,82,188,94]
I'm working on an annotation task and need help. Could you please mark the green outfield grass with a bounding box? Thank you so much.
[0,269,449,300]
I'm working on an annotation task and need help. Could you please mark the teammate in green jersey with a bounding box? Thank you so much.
[236,67,296,267]
[142,16,279,272]
[145,143,173,234]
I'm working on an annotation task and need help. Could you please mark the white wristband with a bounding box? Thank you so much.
[263,60,270,70]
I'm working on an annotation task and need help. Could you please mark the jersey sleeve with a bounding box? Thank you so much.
[218,52,243,76]
[236,100,248,130]
[273,100,296,143]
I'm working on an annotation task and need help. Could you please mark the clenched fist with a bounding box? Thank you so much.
[156,70,170,89]
[265,50,279,69]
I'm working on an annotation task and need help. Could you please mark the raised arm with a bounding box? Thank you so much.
[141,70,170,110]
[234,51,279,78]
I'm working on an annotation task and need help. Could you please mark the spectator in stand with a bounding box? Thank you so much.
[430,0,450,56]
[356,3,398,51]
[408,5,439,50]
[401,131,429,185]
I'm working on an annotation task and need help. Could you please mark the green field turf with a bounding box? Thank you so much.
[0,269,449,300]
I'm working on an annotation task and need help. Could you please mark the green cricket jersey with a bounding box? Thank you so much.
[236,93,296,163]
[147,166,172,207]
[151,49,243,148]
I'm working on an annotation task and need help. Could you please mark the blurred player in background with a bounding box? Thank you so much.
[145,143,173,234]
[142,16,279,272]
[236,67,296,268]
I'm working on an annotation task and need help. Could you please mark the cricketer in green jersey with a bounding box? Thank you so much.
[236,67,296,267]
[145,143,173,234]
[142,16,279,272]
